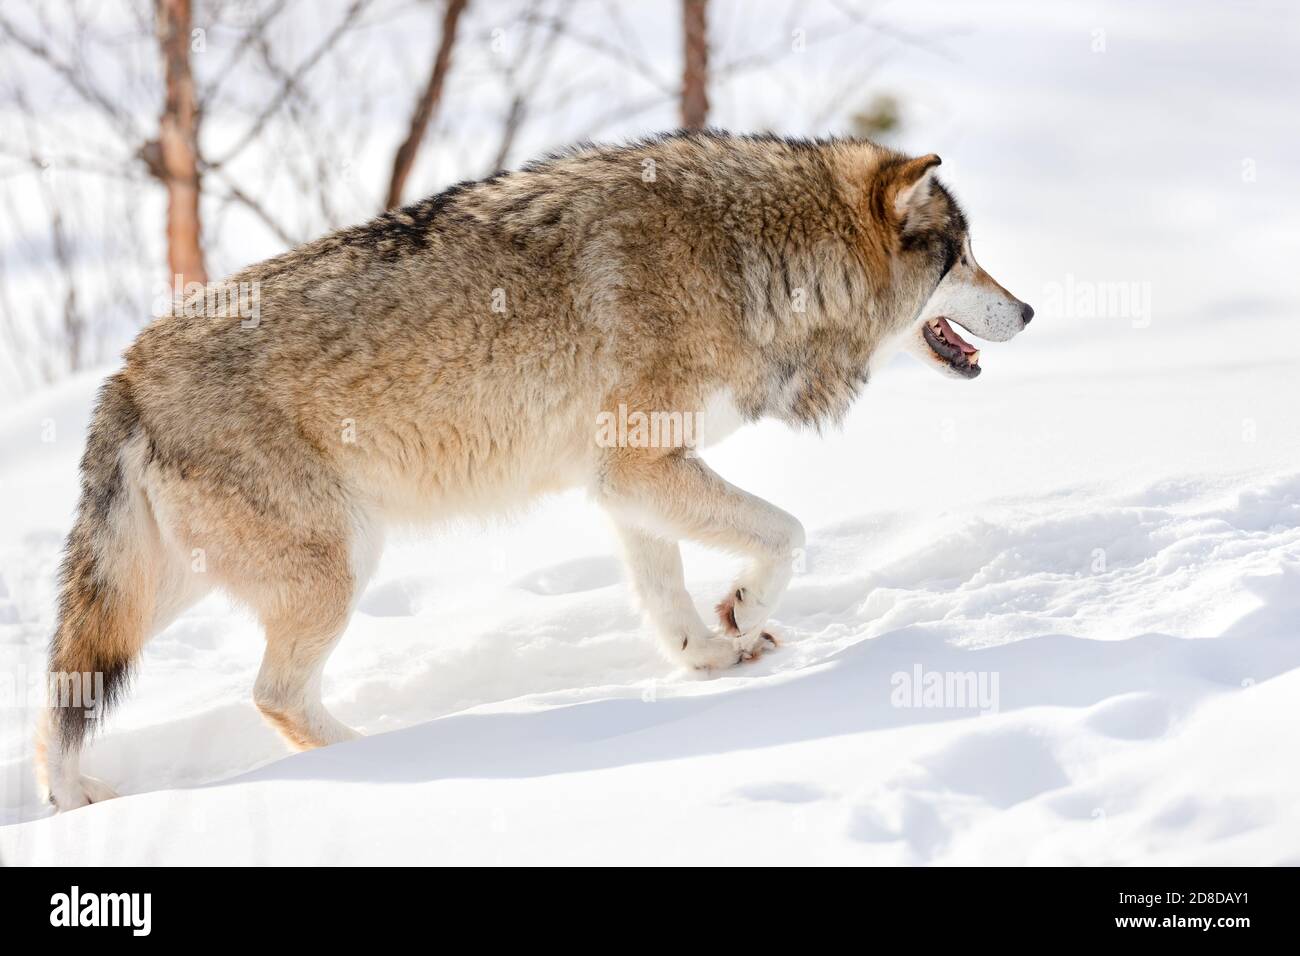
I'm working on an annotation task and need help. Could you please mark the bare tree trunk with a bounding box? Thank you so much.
[681,0,709,129]
[156,0,206,286]
[386,0,469,210]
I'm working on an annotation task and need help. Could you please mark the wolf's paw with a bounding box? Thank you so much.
[677,627,777,671]
[48,774,118,812]
[716,586,774,640]
[736,628,779,662]
[677,630,745,670]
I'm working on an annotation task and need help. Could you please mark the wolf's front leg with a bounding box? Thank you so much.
[714,550,798,645]
[601,451,804,664]
[613,522,756,669]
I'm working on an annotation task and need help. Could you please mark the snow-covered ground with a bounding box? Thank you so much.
[1,305,1297,864]
[1,0,1298,864]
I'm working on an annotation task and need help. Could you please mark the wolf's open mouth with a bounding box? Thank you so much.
[923,317,982,378]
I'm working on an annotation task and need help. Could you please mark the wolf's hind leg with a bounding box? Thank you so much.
[254,599,361,751]
[250,520,379,751]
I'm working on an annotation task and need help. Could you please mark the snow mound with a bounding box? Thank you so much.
[1,327,1298,863]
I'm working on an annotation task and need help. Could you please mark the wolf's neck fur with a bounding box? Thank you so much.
[677,140,916,430]
[736,223,905,429]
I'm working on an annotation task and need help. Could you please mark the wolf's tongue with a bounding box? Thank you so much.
[936,317,978,355]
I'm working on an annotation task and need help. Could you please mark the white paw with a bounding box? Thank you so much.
[49,774,118,812]
[716,587,778,645]
[675,624,777,672]
[734,587,772,635]
[677,630,744,670]
[314,714,363,747]
[734,627,779,661]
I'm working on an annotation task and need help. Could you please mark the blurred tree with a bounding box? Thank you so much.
[484,0,571,176]
[850,92,902,141]
[154,0,207,286]
[681,0,708,129]
[386,0,469,210]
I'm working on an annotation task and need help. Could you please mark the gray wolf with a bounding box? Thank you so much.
[36,130,1031,810]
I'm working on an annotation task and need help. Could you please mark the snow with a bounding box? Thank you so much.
[1,304,1298,863]
[2,0,1299,864]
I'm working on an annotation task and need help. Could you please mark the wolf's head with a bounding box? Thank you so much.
[874,154,1033,379]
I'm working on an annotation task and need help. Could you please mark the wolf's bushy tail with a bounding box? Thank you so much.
[40,374,161,764]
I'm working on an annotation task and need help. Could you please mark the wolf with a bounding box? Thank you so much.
[36,131,1031,810]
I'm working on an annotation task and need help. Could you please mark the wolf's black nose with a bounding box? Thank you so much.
[1021,303,1035,324]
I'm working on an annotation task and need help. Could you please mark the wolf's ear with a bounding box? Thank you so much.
[890,153,942,220]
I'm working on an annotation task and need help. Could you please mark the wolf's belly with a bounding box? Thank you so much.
[341,406,598,524]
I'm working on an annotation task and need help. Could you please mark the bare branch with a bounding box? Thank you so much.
[515,10,674,96]
[196,0,293,112]
[207,0,373,172]
[206,169,300,249]
[0,9,144,144]
[486,0,571,175]
[8,86,85,374]
[386,0,469,210]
